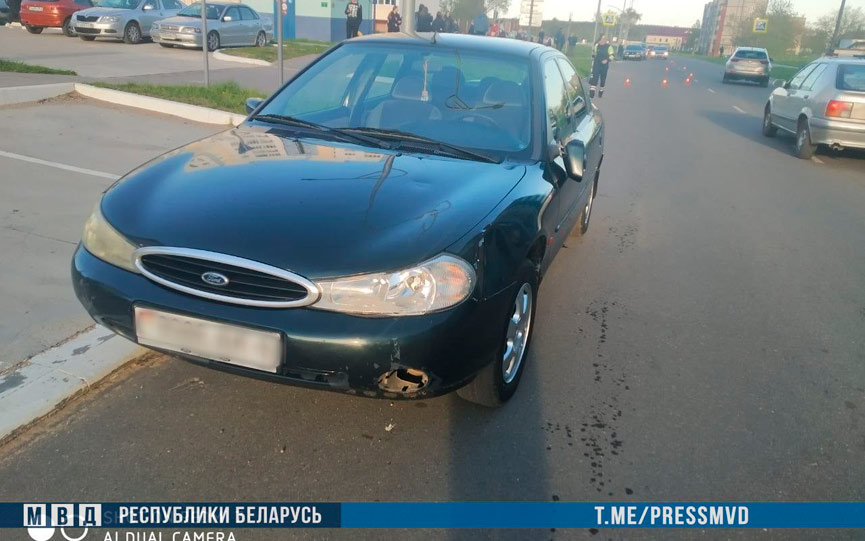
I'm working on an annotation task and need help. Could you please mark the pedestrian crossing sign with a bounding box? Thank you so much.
[753,18,768,33]
[602,12,616,27]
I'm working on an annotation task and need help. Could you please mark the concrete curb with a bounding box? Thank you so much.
[74,83,247,125]
[0,326,143,443]
[0,82,75,106]
[213,48,271,67]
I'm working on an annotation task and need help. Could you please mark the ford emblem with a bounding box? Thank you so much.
[201,271,229,287]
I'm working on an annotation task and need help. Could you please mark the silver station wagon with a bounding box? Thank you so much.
[74,0,181,44]
[152,2,272,51]
[763,57,865,158]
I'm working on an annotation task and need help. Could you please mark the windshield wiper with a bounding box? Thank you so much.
[340,127,500,164]
[251,114,391,149]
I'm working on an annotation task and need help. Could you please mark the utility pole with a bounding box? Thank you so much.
[403,0,415,32]
[829,0,846,51]
[201,0,209,87]
[277,0,284,84]
[528,0,534,28]
[616,0,626,44]
[590,0,601,46]
[566,12,572,52]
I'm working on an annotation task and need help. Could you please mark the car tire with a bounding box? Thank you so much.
[255,31,266,47]
[25,24,43,34]
[794,118,817,159]
[206,30,219,51]
[79,35,96,40]
[760,77,769,87]
[571,173,598,237]
[62,17,75,37]
[456,260,538,407]
[159,42,173,48]
[123,21,141,44]
[762,105,777,138]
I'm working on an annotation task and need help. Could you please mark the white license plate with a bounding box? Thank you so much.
[162,32,177,39]
[28,6,43,11]
[134,306,282,373]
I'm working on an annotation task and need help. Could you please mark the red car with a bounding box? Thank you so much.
[20,0,92,36]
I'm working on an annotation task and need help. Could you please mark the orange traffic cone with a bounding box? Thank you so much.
[685,77,691,86]
[662,79,668,87]
[625,77,631,86]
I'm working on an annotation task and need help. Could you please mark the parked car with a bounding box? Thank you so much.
[19,0,92,36]
[73,0,181,44]
[648,44,669,59]
[623,43,645,60]
[723,46,772,86]
[0,0,10,25]
[152,2,271,51]
[763,58,865,159]
[71,33,605,407]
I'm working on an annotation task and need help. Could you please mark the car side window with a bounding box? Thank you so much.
[800,64,827,91]
[543,59,569,142]
[555,58,587,117]
[224,6,239,20]
[788,64,816,90]
[241,7,258,20]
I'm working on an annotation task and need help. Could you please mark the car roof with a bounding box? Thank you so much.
[348,32,544,58]
[735,46,767,51]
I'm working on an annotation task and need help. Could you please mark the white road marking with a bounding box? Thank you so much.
[733,105,747,114]
[811,156,824,165]
[0,149,120,180]
[707,88,716,93]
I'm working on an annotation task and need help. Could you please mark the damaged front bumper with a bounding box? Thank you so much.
[72,245,512,399]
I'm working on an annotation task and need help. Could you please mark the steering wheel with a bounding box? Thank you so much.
[458,114,499,130]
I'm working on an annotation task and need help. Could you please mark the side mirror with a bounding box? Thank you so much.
[222,15,232,21]
[245,97,263,114]
[563,140,585,181]
[783,80,791,90]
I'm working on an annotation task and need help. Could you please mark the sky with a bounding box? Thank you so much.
[505,0,865,29]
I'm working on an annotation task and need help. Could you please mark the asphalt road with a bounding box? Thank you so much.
[1,57,864,539]
[0,97,219,370]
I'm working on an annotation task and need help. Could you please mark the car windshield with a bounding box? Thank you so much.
[656,46,668,51]
[625,45,641,51]
[256,42,533,158]
[837,64,865,91]
[96,0,139,8]
[177,3,222,18]
[734,50,767,59]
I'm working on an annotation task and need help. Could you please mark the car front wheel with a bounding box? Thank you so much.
[762,106,777,137]
[123,21,142,44]
[206,30,219,51]
[62,17,75,36]
[457,260,538,407]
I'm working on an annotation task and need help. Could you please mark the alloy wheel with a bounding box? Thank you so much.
[502,283,533,384]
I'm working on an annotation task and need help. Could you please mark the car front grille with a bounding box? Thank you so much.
[75,27,100,33]
[135,248,319,308]
[77,14,99,21]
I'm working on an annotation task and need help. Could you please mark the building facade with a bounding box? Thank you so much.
[697,0,767,56]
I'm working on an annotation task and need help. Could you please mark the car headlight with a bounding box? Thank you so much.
[181,26,200,34]
[313,254,475,316]
[81,203,139,273]
[99,15,121,22]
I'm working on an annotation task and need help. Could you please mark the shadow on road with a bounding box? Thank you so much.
[698,109,795,156]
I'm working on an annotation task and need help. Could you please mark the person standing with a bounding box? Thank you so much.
[345,0,362,39]
[555,28,565,50]
[445,12,457,32]
[416,4,433,31]
[470,11,488,35]
[432,11,446,32]
[387,5,401,32]
[589,35,611,98]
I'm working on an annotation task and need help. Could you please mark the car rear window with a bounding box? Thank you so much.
[734,50,767,60]
[837,64,865,92]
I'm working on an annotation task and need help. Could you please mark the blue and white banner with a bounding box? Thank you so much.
[5,502,865,531]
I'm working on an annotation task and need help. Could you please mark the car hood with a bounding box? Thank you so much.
[77,7,135,17]
[157,15,204,26]
[102,127,526,278]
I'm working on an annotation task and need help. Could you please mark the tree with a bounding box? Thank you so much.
[731,0,800,56]
[683,19,701,51]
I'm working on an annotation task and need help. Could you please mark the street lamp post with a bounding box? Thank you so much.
[829,0,846,52]
[201,0,209,87]
[590,0,601,45]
